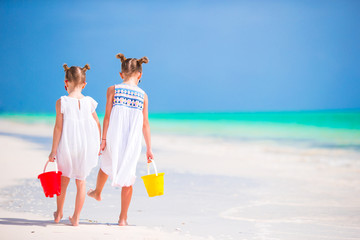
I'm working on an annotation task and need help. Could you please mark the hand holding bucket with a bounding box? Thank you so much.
[141,160,164,197]
[38,160,62,198]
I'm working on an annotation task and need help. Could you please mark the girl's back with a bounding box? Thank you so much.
[60,96,97,121]
[58,95,99,179]
[49,64,101,226]
[113,83,145,112]
[88,54,153,226]
[101,83,145,187]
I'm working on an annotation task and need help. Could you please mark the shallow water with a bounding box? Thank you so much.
[1,110,360,151]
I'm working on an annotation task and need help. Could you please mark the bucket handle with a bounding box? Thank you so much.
[147,160,158,176]
[43,159,59,173]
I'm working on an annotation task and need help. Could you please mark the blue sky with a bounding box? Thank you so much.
[0,0,359,113]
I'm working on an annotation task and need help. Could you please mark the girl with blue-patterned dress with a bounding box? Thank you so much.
[88,53,153,226]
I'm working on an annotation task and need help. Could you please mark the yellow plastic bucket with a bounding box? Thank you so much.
[141,161,164,197]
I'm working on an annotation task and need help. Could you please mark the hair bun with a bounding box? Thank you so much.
[116,53,127,63]
[82,64,90,71]
[138,56,149,64]
[63,63,70,72]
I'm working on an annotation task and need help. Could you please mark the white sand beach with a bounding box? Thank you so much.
[1,118,360,239]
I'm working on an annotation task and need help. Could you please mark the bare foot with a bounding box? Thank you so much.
[69,216,79,226]
[53,211,63,223]
[118,219,128,226]
[87,189,101,201]
[118,215,128,226]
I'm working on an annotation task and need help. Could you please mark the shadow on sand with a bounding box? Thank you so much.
[0,218,125,227]
[0,218,55,227]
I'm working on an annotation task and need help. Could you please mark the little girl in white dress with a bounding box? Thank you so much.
[48,64,101,226]
[100,82,146,187]
[88,53,153,226]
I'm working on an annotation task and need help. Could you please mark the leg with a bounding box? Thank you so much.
[54,176,70,223]
[87,169,108,201]
[119,186,133,226]
[69,179,86,226]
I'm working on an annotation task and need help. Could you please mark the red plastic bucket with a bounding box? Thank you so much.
[38,160,62,198]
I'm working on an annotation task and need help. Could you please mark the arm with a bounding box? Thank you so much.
[48,99,63,162]
[100,86,115,153]
[142,93,153,163]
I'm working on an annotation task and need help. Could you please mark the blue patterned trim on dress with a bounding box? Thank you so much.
[113,86,144,110]
[115,88,144,99]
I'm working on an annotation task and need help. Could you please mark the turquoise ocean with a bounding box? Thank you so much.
[1,110,359,151]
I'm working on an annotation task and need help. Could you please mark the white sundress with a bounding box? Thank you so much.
[101,83,145,187]
[56,96,100,180]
